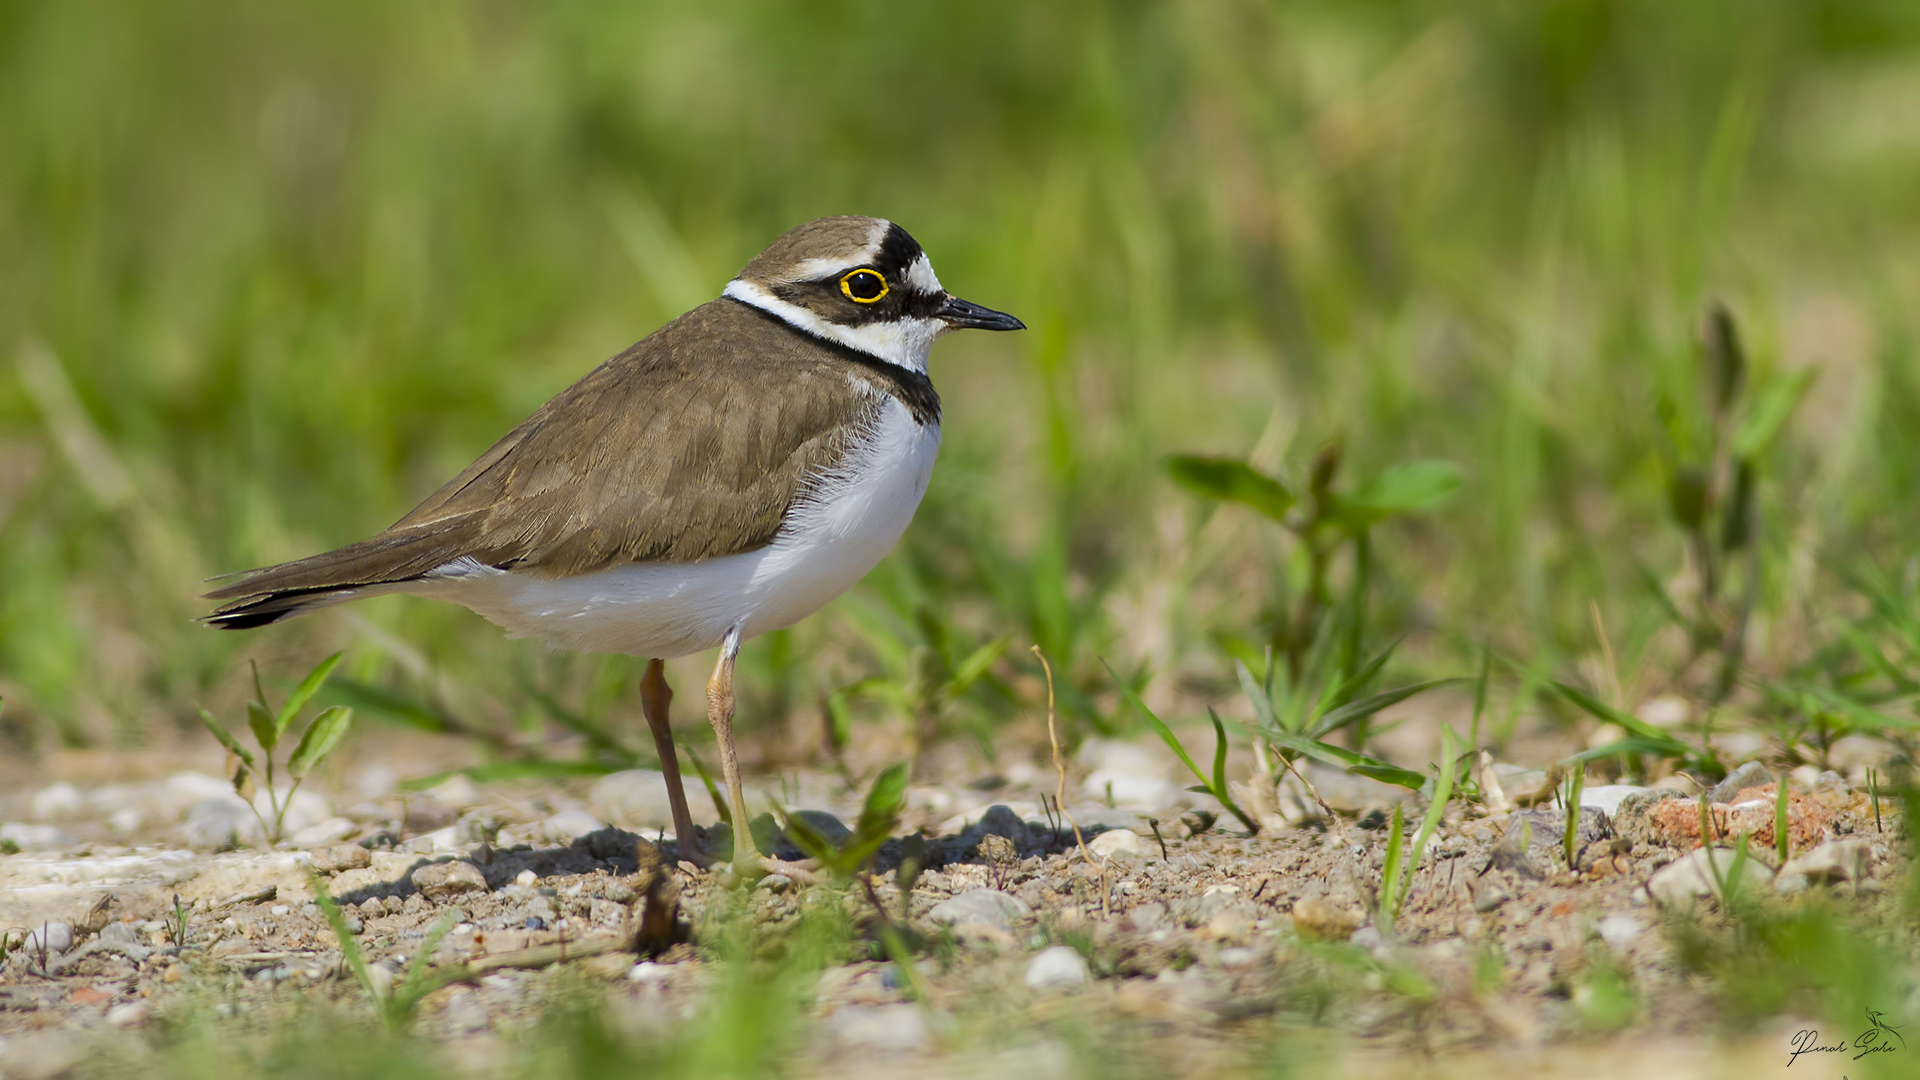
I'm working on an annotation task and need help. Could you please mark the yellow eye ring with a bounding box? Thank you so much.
[839,268,889,304]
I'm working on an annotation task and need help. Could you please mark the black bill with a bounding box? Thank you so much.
[936,294,1026,331]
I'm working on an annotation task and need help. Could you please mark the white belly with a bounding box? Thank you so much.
[410,400,939,658]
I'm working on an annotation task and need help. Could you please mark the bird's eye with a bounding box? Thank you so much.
[839,268,889,303]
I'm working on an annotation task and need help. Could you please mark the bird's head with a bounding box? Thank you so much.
[723,216,1024,373]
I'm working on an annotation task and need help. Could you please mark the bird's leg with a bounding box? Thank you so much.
[640,658,708,868]
[706,625,757,869]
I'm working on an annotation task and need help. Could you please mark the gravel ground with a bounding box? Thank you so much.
[1,742,1911,1078]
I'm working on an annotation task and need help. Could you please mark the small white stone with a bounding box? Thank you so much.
[31,782,84,820]
[1595,914,1644,950]
[1025,945,1090,991]
[539,810,606,844]
[628,961,668,983]
[289,816,357,849]
[270,905,290,917]
[1088,829,1146,859]
[106,1002,149,1027]
[1649,847,1772,905]
[515,869,538,887]
[22,922,73,954]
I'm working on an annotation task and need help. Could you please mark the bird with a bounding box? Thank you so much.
[203,215,1024,870]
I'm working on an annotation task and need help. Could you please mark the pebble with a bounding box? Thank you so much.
[1,822,75,851]
[404,795,457,834]
[589,770,719,830]
[538,810,608,845]
[1595,913,1644,950]
[926,889,1032,929]
[179,797,261,849]
[515,869,538,887]
[1648,846,1772,904]
[824,1003,932,1052]
[412,860,488,900]
[787,809,852,845]
[1707,761,1773,804]
[1777,838,1871,891]
[1024,945,1091,991]
[105,1002,149,1027]
[1291,897,1360,941]
[98,922,140,946]
[22,922,73,954]
[628,961,668,983]
[1088,829,1146,859]
[31,782,84,820]
[1578,785,1648,816]
[289,816,358,848]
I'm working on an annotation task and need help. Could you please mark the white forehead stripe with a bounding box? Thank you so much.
[724,278,944,375]
[903,253,943,294]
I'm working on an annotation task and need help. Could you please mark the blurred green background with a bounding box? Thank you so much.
[4,0,1920,774]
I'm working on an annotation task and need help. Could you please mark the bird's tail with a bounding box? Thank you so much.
[202,516,485,630]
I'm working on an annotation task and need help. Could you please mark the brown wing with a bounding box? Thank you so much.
[204,299,885,625]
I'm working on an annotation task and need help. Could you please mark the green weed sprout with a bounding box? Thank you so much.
[1103,662,1257,832]
[1774,776,1791,864]
[1380,725,1459,925]
[197,652,353,845]
[1167,446,1460,708]
[1563,761,1585,870]
[312,874,467,1031]
[776,763,930,1000]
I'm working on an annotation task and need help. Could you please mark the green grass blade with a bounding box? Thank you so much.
[1105,659,1208,788]
[1235,660,1278,730]
[1398,725,1458,916]
[1311,678,1463,740]
[1546,679,1694,755]
[1379,804,1405,921]
[310,872,381,1009]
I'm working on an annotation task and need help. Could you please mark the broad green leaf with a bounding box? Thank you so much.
[1338,460,1462,526]
[247,700,276,753]
[276,651,345,735]
[1311,679,1462,740]
[1165,456,1295,521]
[856,762,910,839]
[1731,367,1816,459]
[197,706,254,767]
[779,808,844,870]
[288,706,352,779]
[1105,660,1208,789]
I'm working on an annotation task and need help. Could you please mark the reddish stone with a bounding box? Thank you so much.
[1642,783,1831,851]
